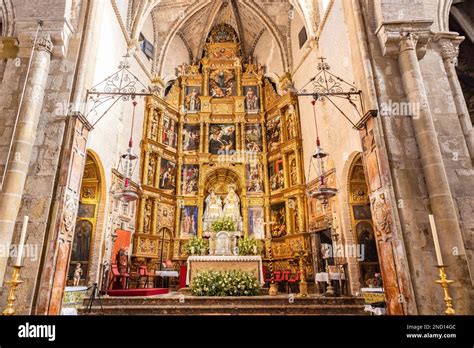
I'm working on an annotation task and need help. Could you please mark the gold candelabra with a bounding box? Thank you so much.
[292,249,310,297]
[2,265,24,316]
[435,265,455,315]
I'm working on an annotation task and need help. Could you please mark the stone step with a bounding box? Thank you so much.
[79,295,367,315]
[80,304,367,315]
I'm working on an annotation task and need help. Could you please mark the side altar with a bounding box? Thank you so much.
[186,256,265,286]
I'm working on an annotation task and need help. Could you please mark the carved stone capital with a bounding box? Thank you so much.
[36,35,54,54]
[375,20,433,59]
[433,32,464,66]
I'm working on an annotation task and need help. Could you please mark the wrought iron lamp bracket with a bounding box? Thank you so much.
[85,54,154,128]
[295,57,367,130]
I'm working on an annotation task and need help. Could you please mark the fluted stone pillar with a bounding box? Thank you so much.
[0,36,53,286]
[397,33,471,311]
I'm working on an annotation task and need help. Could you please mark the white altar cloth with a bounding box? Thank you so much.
[186,255,264,285]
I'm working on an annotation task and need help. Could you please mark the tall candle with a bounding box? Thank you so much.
[429,214,443,266]
[16,216,29,266]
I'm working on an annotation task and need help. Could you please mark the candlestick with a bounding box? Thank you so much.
[15,216,29,266]
[2,265,24,316]
[429,214,443,266]
[434,265,455,315]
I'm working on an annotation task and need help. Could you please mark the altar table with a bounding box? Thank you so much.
[186,256,264,285]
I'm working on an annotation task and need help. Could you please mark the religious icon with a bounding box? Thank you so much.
[77,204,95,218]
[73,263,83,286]
[268,159,284,191]
[290,157,298,186]
[184,86,201,112]
[182,124,201,152]
[159,158,177,193]
[181,164,199,194]
[222,185,242,221]
[270,203,286,237]
[286,105,298,140]
[248,207,264,239]
[266,115,281,151]
[148,155,156,186]
[246,163,264,193]
[244,124,263,152]
[357,221,378,262]
[353,204,372,220]
[209,69,235,98]
[161,114,178,149]
[208,124,236,155]
[144,200,152,233]
[244,86,260,112]
[71,220,92,263]
[180,206,198,238]
[150,110,159,141]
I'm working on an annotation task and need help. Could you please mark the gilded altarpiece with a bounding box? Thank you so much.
[133,24,310,275]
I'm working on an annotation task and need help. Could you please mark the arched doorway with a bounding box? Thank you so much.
[348,155,381,288]
[67,153,103,285]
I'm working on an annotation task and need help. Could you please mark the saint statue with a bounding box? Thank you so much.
[222,185,242,221]
[203,189,223,221]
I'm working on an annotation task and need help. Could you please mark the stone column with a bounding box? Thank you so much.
[0,36,53,286]
[397,33,471,310]
[435,33,474,159]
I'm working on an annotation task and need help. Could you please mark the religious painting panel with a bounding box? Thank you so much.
[157,203,175,230]
[353,204,372,220]
[269,159,284,191]
[180,206,198,239]
[270,202,287,238]
[266,115,281,151]
[184,86,202,113]
[181,164,200,195]
[161,114,178,149]
[248,207,265,239]
[356,221,378,263]
[209,124,236,155]
[246,163,264,193]
[183,124,201,152]
[68,219,92,282]
[243,86,260,113]
[209,69,235,98]
[159,158,177,193]
[77,204,95,218]
[244,124,263,152]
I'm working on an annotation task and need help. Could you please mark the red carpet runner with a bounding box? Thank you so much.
[106,288,169,297]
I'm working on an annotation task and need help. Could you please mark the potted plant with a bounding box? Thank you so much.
[237,238,261,256]
[183,237,208,255]
[211,217,236,232]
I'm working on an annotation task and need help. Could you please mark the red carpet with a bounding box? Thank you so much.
[106,288,169,297]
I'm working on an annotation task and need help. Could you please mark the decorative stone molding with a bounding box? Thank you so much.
[375,20,433,59]
[433,32,465,66]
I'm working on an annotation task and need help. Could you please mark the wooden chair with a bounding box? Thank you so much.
[287,271,301,293]
[109,264,130,290]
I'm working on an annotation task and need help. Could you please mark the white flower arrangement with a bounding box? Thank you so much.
[190,270,260,296]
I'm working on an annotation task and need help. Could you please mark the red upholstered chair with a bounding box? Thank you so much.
[287,271,301,293]
[139,266,156,288]
[179,264,187,289]
[109,264,130,290]
[281,270,291,292]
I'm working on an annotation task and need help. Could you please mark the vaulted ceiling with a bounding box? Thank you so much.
[127,0,320,76]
